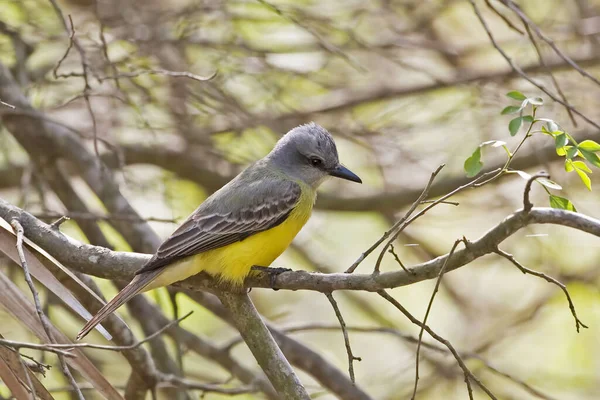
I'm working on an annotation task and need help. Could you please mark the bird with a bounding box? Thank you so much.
[77,122,361,340]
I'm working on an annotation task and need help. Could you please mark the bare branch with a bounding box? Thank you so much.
[157,374,257,395]
[412,239,463,399]
[281,323,559,400]
[378,290,496,399]
[0,98,15,109]
[2,198,600,295]
[347,164,445,274]
[187,291,373,400]
[523,171,550,212]
[99,69,217,83]
[10,219,84,400]
[0,312,192,353]
[501,0,600,88]
[468,0,600,130]
[325,292,361,383]
[216,291,311,400]
[494,248,588,332]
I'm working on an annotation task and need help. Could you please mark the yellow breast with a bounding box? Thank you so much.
[146,186,315,289]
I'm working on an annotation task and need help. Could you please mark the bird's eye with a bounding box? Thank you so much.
[310,157,323,167]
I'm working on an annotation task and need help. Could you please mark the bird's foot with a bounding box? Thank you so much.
[251,265,292,290]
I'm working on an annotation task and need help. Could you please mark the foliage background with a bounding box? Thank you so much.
[1,0,600,399]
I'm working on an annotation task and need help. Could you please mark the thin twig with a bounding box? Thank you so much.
[523,172,549,212]
[0,311,193,353]
[378,290,498,400]
[281,323,558,400]
[468,0,600,130]
[494,248,588,332]
[10,219,84,400]
[502,0,600,88]
[347,164,445,274]
[484,0,524,35]
[373,167,501,273]
[388,244,411,274]
[412,239,463,399]
[49,215,70,230]
[0,98,15,109]
[47,7,101,158]
[20,353,51,376]
[256,0,366,72]
[99,69,217,83]
[52,14,75,80]
[522,22,577,126]
[420,200,459,206]
[36,211,177,224]
[17,353,36,399]
[158,373,257,395]
[325,292,361,383]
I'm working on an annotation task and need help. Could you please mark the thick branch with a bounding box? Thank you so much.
[1,198,599,293]
[185,291,373,400]
[216,292,310,400]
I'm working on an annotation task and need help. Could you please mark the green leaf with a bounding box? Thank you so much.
[528,97,544,105]
[579,149,600,168]
[557,147,566,156]
[565,160,574,172]
[506,91,527,100]
[554,133,568,149]
[464,147,483,178]
[521,115,534,123]
[566,146,578,159]
[578,140,600,152]
[549,195,577,212]
[501,105,522,115]
[575,168,592,190]
[509,117,523,136]
[572,160,592,173]
[537,178,562,190]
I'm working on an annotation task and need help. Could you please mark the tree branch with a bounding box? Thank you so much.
[185,290,373,400]
[2,198,600,296]
[216,291,311,400]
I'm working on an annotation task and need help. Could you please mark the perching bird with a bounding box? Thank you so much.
[77,122,361,340]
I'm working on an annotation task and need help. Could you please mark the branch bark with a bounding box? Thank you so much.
[2,198,598,294]
[216,291,311,400]
[186,290,373,400]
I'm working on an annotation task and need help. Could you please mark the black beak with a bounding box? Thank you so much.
[329,165,362,183]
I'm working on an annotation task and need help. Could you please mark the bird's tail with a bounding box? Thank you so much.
[76,270,163,341]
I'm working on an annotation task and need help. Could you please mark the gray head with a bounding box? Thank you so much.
[267,122,362,188]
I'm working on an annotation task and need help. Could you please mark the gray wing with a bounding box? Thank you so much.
[136,176,301,274]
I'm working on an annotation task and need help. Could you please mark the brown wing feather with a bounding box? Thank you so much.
[136,181,301,274]
[77,176,301,340]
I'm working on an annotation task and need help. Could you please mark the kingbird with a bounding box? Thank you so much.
[77,122,361,340]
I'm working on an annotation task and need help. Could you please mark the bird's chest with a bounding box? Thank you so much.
[200,190,315,283]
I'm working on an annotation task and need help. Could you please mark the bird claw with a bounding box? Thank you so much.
[251,266,292,290]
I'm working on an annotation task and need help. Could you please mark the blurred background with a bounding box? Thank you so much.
[1,0,600,399]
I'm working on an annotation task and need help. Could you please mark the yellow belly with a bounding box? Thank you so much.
[145,190,314,289]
